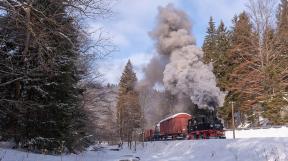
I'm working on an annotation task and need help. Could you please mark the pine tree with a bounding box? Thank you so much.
[277,0,288,123]
[203,19,232,126]
[201,17,220,121]
[117,60,141,148]
[0,0,97,153]
[214,20,231,90]
[223,9,288,126]
[210,21,232,127]
[218,12,259,126]
[203,17,217,64]
[203,19,231,91]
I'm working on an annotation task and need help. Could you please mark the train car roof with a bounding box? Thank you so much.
[158,113,191,124]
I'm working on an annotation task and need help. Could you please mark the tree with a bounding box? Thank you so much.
[222,0,287,126]
[116,60,141,149]
[203,19,232,126]
[275,0,288,91]
[82,83,118,144]
[0,0,112,153]
[214,20,231,90]
[245,0,288,125]
[261,0,288,124]
[203,17,217,64]
[218,12,259,126]
[202,17,220,120]
[218,1,288,126]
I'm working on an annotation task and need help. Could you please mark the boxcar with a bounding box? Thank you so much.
[159,113,192,139]
[144,129,154,141]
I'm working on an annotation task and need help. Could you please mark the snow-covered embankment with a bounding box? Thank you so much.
[1,127,288,161]
[225,126,288,138]
[1,138,288,161]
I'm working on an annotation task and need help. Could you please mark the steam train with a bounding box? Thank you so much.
[144,112,225,141]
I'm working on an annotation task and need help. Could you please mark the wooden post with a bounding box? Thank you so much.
[231,101,235,139]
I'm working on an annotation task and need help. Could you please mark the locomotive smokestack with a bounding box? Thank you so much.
[148,4,225,110]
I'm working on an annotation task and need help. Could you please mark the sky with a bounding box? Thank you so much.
[89,0,248,84]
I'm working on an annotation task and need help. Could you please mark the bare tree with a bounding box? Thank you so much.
[247,0,277,69]
[82,83,118,144]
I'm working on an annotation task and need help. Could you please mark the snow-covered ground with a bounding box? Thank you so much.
[1,138,288,161]
[1,127,288,161]
[225,126,288,138]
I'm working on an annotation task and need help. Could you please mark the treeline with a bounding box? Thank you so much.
[0,0,112,154]
[203,0,288,127]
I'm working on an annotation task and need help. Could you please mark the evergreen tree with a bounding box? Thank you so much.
[0,0,99,153]
[202,17,220,121]
[222,10,287,126]
[203,19,232,126]
[117,60,141,148]
[214,20,231,90]
[203,19,231,91]
[203,17,217,64]
[218,12,258,126]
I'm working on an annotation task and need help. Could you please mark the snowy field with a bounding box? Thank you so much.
[1,138,288,161]
[0,127,288,161]
[225,126,288,138]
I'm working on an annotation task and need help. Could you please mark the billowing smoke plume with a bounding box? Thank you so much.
[163,46,224,109]
[138,55,168,89]
[143,4,225,110]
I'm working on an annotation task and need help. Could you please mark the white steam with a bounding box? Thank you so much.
[163,46,225,109]
[150,4,225,109]
[139,4,225,111]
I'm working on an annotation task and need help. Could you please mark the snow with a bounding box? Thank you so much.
[225,126,288,139]
[1,138,288,161]
[1,127,288,161]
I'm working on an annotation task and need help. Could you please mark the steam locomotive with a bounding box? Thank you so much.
[144,110,225,141]
[187,114,225,139]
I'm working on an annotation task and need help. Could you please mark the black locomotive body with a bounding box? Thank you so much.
[187,107,225,139]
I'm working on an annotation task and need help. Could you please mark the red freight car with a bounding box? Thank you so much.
[159,113,192,139]
[144,129,154,141]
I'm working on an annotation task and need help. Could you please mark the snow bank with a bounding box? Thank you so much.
[225,126,288,139]
[1,138,288,161]
[137,138,288,161]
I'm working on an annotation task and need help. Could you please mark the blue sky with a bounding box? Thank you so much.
[89,0,247,84]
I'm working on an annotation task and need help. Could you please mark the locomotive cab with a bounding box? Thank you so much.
[188,116,208,133]
[187,115,225,139]
[187,116,224,133]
